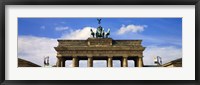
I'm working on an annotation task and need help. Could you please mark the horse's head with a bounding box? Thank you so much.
[108,29,110,32]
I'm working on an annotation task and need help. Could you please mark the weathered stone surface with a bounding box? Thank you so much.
[88,38,112,46]
[58,40,87,47]
[55,38,145,58]
[57,38,143,47]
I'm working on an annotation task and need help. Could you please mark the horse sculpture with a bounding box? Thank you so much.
[105,29,110,38]
[90,29,95,38]
[96,26,105,38]
[90,27,110,38]
[90,19,110,38]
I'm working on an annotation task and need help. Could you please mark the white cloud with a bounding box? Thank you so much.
[117,24,147,35]
[18,26,97,67]
[18,35,57,66]
[40,26,45,29]
[55,26,69,31]
[143,45,182,65]
[60,27,96,40]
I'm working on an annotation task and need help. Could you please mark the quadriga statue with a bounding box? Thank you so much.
[90,19,110,38]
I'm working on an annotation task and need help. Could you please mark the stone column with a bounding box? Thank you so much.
[122,57,128,67]
[76,59,79,67]
[120,59,123,67]
[56,58,61,67]
[133,58,137,67]
[137,57,143,67]
[61,58,66,67]
[72,57,79,67]
[107,57,113,67]
[87,57,93,67]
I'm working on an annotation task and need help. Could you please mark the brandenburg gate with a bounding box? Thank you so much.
[54,19,145,67]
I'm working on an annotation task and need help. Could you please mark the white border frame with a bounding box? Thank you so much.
[5,5,195,80]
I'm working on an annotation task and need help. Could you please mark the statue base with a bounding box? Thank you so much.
[87,38,112,46]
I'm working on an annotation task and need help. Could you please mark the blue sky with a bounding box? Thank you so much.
[18,18,182,67]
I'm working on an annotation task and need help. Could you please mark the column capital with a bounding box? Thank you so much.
[87,55,93,58]
[72,56,78,58]
[122,55,129,58]
[56,56,62,58]
[122,57,128,59]
[87,54,93,58]
[57,57,62,59]
[107,56,113,58]
[138,56,143,58]
[57,52,62,57]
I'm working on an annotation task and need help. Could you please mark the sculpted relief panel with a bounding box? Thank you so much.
[58,50,143,56]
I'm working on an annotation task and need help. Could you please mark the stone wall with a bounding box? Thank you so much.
[57,38,143,47]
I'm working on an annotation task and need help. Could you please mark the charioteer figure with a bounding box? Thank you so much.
[90,18,110,38]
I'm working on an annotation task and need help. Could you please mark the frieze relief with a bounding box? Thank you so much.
[58,50,143,54]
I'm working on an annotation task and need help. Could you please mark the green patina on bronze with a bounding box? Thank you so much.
[90,19,110,38]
